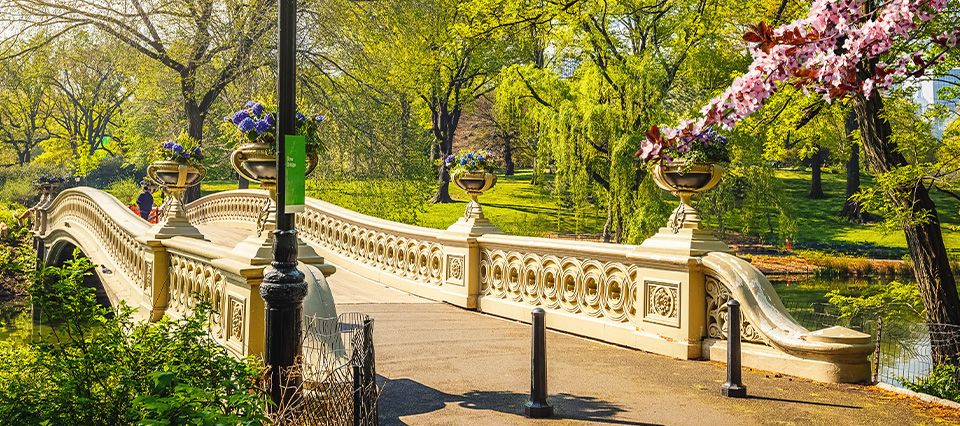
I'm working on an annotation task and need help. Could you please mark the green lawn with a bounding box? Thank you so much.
[201,171,606,237]
[775,169,960,250]
[200,168,960,250]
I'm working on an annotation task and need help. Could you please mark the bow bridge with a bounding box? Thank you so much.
[29,185,874,383]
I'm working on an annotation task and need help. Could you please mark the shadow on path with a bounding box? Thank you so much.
[747,395,862,409]
[378,376,660,425]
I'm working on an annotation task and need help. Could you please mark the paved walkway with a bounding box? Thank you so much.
[326,269,960,426]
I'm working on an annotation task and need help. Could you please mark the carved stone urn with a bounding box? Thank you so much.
[639,161,729,256]
[453,171,497,220]
[229,140,321,264]
[146,160,205,238]
[230,140,318,235]
[446,171,500,237]
[651,161,723,232]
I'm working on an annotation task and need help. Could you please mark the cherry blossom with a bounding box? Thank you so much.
[638,0,960,163]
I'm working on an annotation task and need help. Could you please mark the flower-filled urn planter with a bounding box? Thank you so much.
[225,101,328,265]
[226,101,324,236]
[453,171,497,219]
[636,125,730,256]
[444,150,501,237]
[144,138,206,239]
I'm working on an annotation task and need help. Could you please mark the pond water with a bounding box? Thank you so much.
[0,301,42,345]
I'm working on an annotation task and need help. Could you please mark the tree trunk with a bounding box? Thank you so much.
[503,137,515,176]
[184,102,205,203]
[432,136,455,204]
[433,160,454,203]
[17,149,30,165]
[237,172,250,190]
[809,145,827,199]
[854,91,960,365]
[840,112,869,222]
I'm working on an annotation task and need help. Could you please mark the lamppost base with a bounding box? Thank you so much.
[524,401,553,418]
[721,382,747,398]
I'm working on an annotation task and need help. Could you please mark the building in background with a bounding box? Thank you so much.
[913,69,960,139]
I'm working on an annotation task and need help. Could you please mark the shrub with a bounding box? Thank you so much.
[0,253,268,424]
[0,179,36,206]
[105,178,142,205]
[902,362,960,403]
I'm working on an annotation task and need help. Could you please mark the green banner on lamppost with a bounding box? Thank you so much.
[285,134,306,212]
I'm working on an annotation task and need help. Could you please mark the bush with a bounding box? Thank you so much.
[81,156,138,189]
[0,253,268,424]
[903,362,960,402]
[0,179,37,206]
[105,178,142,205]
[0,203,33,303]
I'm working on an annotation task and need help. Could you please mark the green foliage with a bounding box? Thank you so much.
[0,179,36,206]
[105,178,142,205]
[0,253,268,425]
[902,363,960,403]
[0,203,33,303]
[826,280,923,322]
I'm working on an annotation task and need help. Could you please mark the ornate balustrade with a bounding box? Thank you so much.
[187,190,267,226]
[129,188,877,382]
[42,188,156,313]
[35,187,276,357]
[162,237,266,357]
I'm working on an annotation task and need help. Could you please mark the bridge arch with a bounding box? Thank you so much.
[43,232,114,310]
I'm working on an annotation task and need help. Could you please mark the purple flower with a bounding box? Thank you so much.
[239,117,255,132]
[265,113,276,126]
[162,141,175,149]
[192,146,203,160]
[251,103,264,117]
[255,119,271,134]
[232,110,250,125]
[315,115,325,122]
[183,152,191,159]
[445,154,455,164]
[296,112,306,123]
[244,100,256,109]
[172,144,184,154]
[223,116,230,123]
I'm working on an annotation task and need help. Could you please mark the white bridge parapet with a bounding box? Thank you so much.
[186,190,874,383]
[35,187,874,382]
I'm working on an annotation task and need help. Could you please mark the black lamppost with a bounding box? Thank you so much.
[261,0,306,408]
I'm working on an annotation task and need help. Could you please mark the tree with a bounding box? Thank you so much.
[48,35,130,156]
[9,0,276,198]
[488,0,789,242]
[639,0,960,363]
[0,44,53,165]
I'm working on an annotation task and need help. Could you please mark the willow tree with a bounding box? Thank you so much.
[487,0,790,242]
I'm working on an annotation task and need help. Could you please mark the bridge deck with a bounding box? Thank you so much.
[325,269,952,425]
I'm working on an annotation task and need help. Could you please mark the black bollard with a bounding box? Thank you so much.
[721,299,747,398]
[525,308,554,418]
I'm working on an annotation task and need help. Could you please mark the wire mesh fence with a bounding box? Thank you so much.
[781,300,960,399]
[264,312,380,425]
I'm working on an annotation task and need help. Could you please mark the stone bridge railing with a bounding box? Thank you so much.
[33,187,287,358]
[188,189,875,383]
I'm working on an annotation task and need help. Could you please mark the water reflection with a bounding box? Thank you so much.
[0,301,36,345]
[770,275,931,386]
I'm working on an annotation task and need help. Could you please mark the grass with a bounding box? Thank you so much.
[200,168,960,250]
[776,169,960,251]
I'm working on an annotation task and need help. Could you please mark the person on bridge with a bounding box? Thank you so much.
[136,184,154,221]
